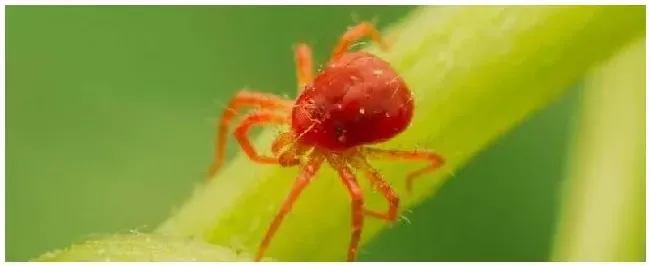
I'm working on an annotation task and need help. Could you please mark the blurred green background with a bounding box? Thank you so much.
[7,6,583,261]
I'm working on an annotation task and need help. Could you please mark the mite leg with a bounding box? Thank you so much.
[255,153,325,262]
[207,91,293,178]
[231,111,290,167]
[350,156,399,222]
[294,43,314,92]
[330,21,389,61]
[328,156,365,262]
[363,147,445,193]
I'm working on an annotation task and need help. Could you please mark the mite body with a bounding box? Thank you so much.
[292,51,413,151]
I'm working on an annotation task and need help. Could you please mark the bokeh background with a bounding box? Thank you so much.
[5,6,613,261]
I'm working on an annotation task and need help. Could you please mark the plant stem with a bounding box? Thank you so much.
[551,38,646,262]
[33,233,252,262]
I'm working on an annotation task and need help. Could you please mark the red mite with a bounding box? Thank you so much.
[207,22,445,262]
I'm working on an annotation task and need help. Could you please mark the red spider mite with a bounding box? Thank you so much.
[206,22,445,262]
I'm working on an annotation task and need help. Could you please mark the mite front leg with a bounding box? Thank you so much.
[255,153,325,262]
[207,91,293,178]
[232,111,290,167]
[363,147,445,193]
[328,156,366,262]
[330,21,389,61]
[294,43,314,92]
[351,156,399,223]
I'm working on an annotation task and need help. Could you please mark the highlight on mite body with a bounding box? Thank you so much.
[206,22,445,262]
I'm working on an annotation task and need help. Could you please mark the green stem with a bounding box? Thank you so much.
[156,6,645,262]
[33,233,252,262]
[551,38,645,262]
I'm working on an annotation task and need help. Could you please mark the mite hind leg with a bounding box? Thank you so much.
[328,156,366,262]
[255,153,325,261]
[362,147,445,193]
[350,156,399,223]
